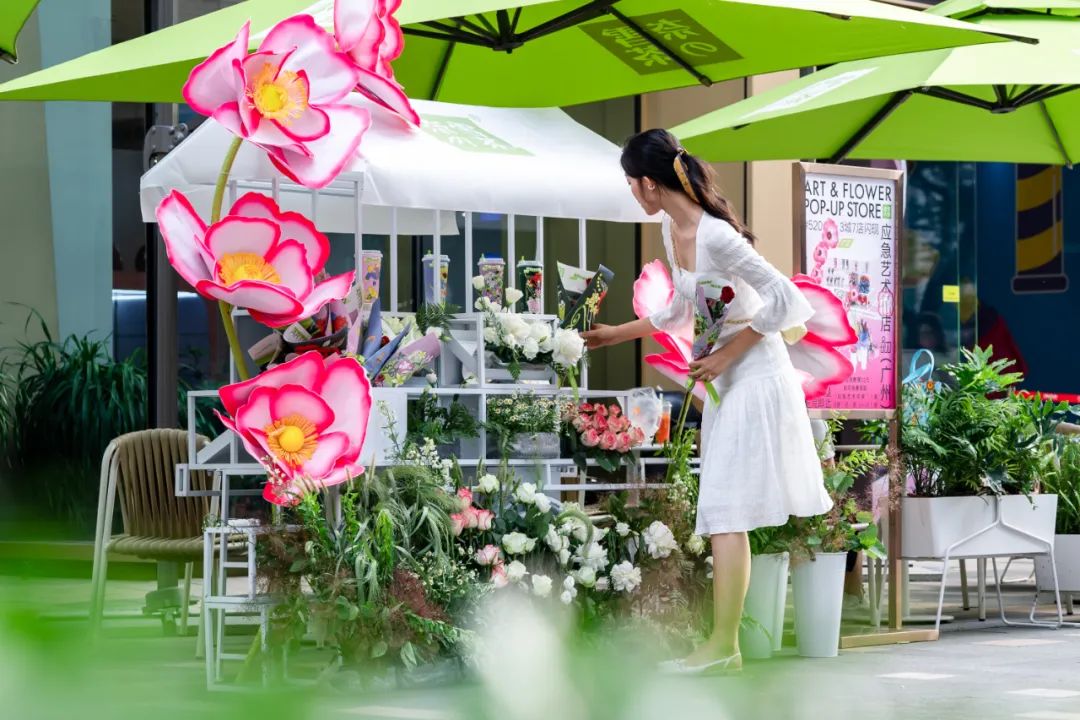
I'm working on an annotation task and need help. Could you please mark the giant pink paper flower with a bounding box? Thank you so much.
[334,0,419,125]
[788,274,857,401]
[216,351,373,505]
[632,262,857,402]
[183,16,370,188]
[633,260,706,402]
[157,190,354,327]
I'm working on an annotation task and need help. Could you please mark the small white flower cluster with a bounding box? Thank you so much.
[399,437,453,484]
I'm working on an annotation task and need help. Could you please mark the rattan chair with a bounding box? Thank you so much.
[90,429,216,641]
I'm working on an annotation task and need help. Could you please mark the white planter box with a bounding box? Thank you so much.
[901,495,1058,559]
[1035,535,1080,593]
[741,552,789,660]
[792,552,846,658]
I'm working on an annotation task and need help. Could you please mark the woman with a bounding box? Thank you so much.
[582,130,832,674]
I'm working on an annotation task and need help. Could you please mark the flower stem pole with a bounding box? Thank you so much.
[211,136,250,382]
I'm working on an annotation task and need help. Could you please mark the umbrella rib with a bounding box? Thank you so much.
[430,42,457,100]
[917,87,996,112]
[1039,101,1073,168]
[1022,85,1078,106]
[409,22,496,48]
[829,91,913,164]
[607,7,713,87]
[516,0,621,44]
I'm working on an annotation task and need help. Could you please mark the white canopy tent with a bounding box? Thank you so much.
[141,97,654,310]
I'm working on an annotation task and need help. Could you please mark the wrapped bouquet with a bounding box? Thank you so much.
[557,262,613,332]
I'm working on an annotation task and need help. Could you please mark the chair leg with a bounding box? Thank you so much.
[180,562,193,636]
[978,558,988,621]
[960,560,971,610]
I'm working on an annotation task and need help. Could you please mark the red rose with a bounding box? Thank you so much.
[720,286,736,304]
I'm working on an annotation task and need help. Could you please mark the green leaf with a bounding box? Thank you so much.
[371,640,388,659]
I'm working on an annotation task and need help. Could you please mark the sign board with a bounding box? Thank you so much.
[794,163,903,417]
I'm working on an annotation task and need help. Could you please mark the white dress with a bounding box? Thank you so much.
[650,214,833,535]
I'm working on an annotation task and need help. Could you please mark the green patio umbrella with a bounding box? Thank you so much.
[0,0,1031,106]
[672,1,1080,165]
[1,0,40,64]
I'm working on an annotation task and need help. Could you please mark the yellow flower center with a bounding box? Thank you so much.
[217,252,281,285]
[248,62,308,124]
[265,414,318,468]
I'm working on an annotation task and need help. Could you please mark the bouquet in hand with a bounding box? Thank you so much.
[689,280,736,406]
[557,262,614,332]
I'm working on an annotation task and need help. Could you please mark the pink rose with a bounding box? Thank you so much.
[464,506,481,530]
[456,487,474,511]
[609,404,621,417]
[582,429,601,448]
[595,405,608,417]
[616,435,632,454]
[572,417,586,432]
[594,415,607,432]
[475,544,501,566]
[450,513,466,536]
[475,509,495,531]
[599,431,617,451]
[491,562,509,589]
[580,403,593,413]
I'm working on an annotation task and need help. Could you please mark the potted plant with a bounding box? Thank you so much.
[486,392,561,460]
[900,348,1064,561]
[741,524,796,660]
[1036,435,1080,595]
[789,450,887,658]
[406,389,479,458]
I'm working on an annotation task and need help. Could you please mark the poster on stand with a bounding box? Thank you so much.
[794,163,903,417]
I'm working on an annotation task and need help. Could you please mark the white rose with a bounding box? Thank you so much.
[529,323,551,341]
[472,275,486,291]
[507,560,528,582]
[558,548,571,566]
[593,527,609,542]
[610,561,642,593]
[514,482,538,505]
[426,373,438,385]
[475,297,490,311]
[595,576,610,592]
[573,566,597,588]
[560,590,575,605]
[476,474,499,494]
[562,518,589,543]
[544,525,562,552]
[532,574,553,598]
[538,336,554,353]
[522,337,540,361]
[579,541,609,572]
[687,535,707,556]
[563,575,576,591]
[551,328,585,367]
[502,532,532,556]
[615,522,631,538]
[510,318,532,345]
[483,327,498,344]
[642,520,679,560]
[505,287,524,305]
[534,494,552,514]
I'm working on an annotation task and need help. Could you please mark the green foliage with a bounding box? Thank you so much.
[0,310,218,535]
[260,465,470,670]
[406,390,479,448]
[790,449,887,561]
[1044,437,1080,535]
[414,302,459,338]
[901,347,1068,497]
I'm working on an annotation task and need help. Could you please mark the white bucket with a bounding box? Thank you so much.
[792,552,847,658]
[741,552,790,659]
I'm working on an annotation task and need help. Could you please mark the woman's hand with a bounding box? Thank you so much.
[582,323,620,350]
[688,345,736,384]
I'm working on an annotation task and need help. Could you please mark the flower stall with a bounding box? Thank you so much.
[139,61,718,684]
